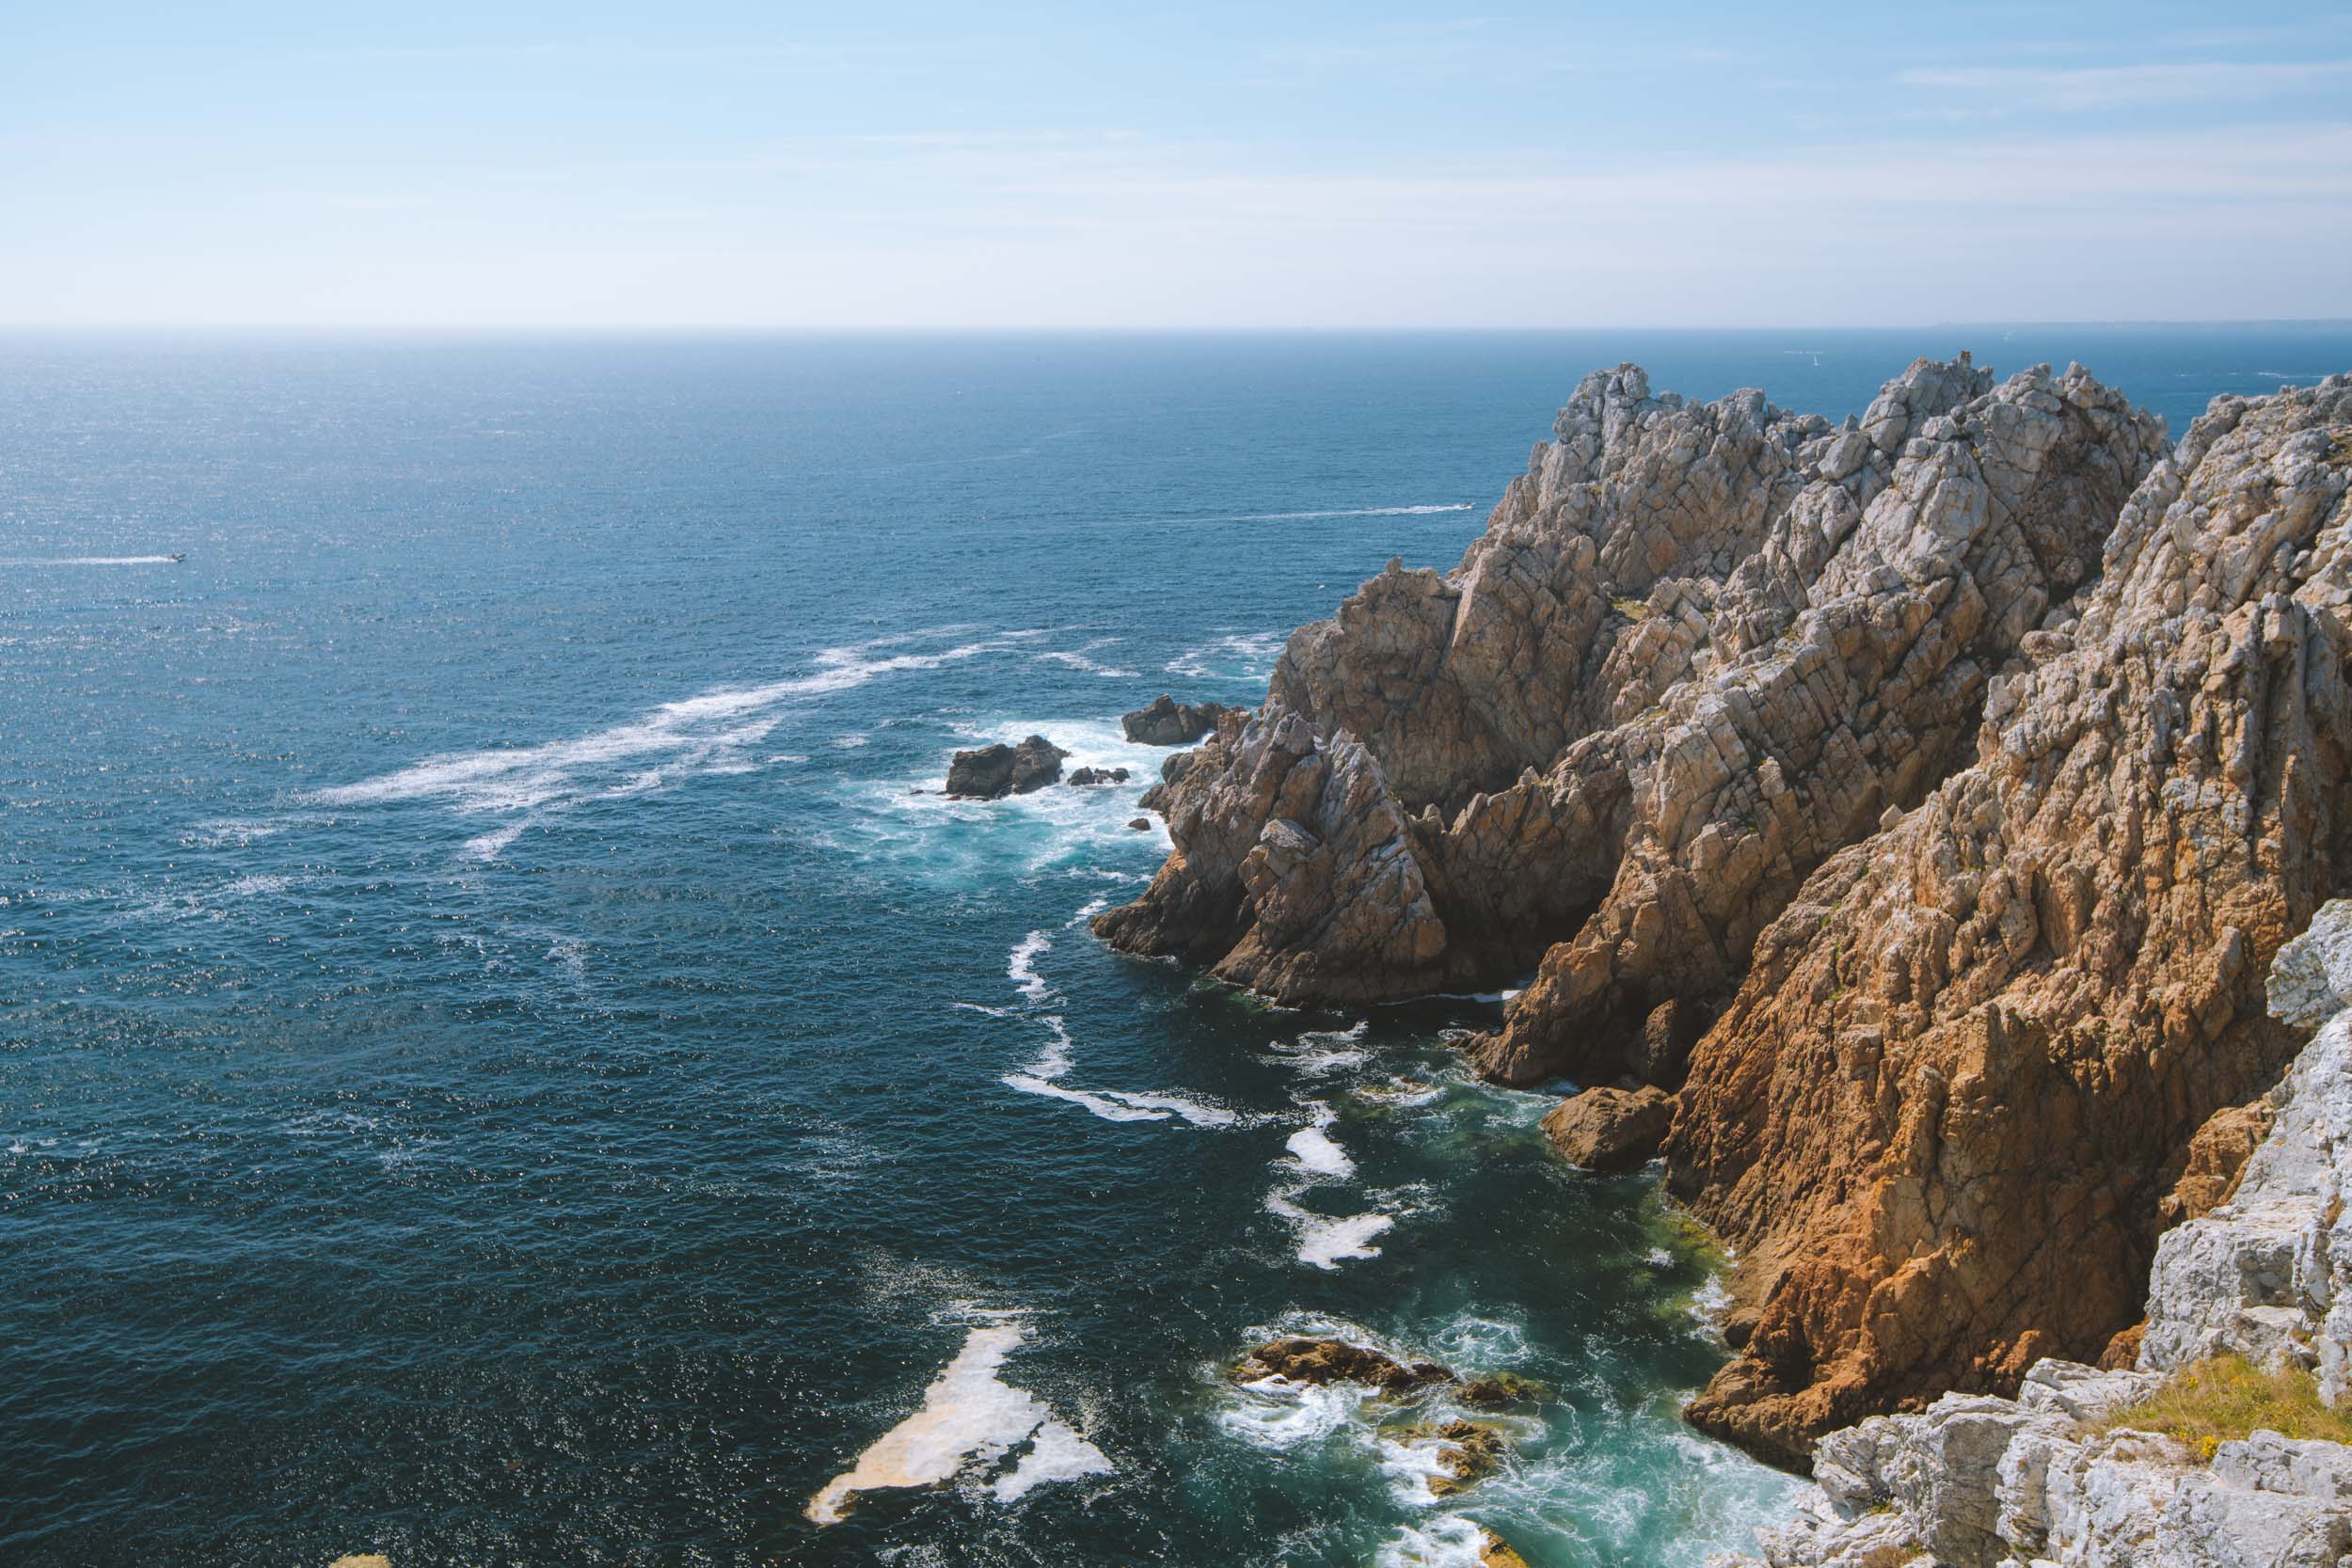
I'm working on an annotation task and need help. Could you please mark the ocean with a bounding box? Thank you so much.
[6,325,2348,1567]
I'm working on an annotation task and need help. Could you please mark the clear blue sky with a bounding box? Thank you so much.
[6,2,2348,326]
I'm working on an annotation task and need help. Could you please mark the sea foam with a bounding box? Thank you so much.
[1285,1102,1355,1178]
[304,628,1045,858]
[1265,1197,1396,1270]
[804,1322,1108,1525]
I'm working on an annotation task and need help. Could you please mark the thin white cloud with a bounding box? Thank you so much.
[1899,57,2352,110]
[13,119,2351,327]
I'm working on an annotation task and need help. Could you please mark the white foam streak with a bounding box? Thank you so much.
[1285,1122,1355,1179]
[1008,930,1055,1003]
[1025,1017,1074,1078]
[1033,638,1138,678]
[804,1323,1106,1525]
[1098,1088,1237,1128]
[1225,503,1472,521]
[1276,1020,1372,1075]
[1165,631,1286,682]
[990,1419,1113,1502]
[463,822,528,861]
[306,631,1042,846]
[1002,1074,1171,1122]
[1,555,180,565]
[1264,1193,1395,1270]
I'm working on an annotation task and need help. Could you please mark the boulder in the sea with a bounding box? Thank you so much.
[1457,1370,1541,1408]
[1127,816,1152,831]
[1122,693,1234,745]
[1541,1085,1675,1171]
[945,735,1068,799]
[1236,1336,1450,1393]
[1417,1418,1506,1496]
[1066,766,1130,785]
[1476,1528,1531,1568]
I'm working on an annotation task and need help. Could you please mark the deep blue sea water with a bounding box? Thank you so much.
[6,326,2348,1568]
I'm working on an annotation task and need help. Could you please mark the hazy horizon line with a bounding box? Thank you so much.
[4,318,2347,336]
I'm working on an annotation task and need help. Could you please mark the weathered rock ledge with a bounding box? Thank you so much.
[1713,905,2352,1567]
[1098,360,2352,1460]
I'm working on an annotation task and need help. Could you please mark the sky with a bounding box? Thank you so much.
[4,2,2349,328]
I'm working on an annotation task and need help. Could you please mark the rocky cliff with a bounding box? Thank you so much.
[1715,905,2352,1568]
[1099,361,2352,1462]
[1672,373,2352,1463]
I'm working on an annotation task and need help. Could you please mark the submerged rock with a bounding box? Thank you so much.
[1066,766,1130,785]
[1541,1084,1675,1171]
[945,735,1068,799]
[1122,693,1234,745]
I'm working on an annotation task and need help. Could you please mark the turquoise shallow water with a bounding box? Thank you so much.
[6,327,2348,1566]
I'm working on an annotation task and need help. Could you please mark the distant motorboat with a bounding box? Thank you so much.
[167,552,186,562]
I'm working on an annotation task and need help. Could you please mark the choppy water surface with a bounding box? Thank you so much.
[6,327,2344,1565]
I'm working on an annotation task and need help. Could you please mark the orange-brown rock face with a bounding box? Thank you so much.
[1670,378,2352,1465]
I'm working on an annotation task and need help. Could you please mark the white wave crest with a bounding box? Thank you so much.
[1002,1074,1239,1127]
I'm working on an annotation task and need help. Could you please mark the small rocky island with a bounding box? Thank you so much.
[1121,693,1235,746]
[1096,358,2352,1559]
[945,735,1068,799]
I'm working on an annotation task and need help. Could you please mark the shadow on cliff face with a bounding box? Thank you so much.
[1097,357,2352,1465]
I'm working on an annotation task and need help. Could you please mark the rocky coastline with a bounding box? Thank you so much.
[1095,357,2352,1497]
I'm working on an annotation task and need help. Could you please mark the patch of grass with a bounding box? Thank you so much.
[1610,594,1651,622]
[2094,1355,2352,1462]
